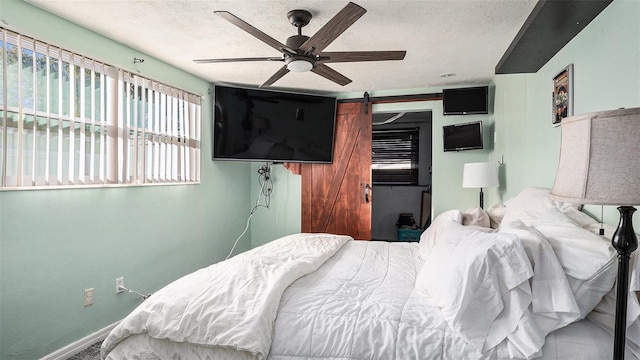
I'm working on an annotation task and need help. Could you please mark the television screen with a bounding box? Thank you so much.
[443,86,489,115]
[443,121,483,152]
[213,85,337,163]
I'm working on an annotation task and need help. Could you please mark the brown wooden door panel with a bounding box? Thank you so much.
[301,102,371,240]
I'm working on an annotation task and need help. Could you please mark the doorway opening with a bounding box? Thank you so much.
[370,111,432,241]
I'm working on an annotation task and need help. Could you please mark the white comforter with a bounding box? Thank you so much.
[101,233,351,360]
[102,232,633,360]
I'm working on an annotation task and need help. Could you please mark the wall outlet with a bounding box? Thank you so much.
[116,277,124,294]
[84,288,94,306]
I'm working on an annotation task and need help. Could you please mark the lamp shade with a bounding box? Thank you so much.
[462,162,499,188]
[550,107,640,206]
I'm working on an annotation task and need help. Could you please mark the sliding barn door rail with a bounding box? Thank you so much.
[338,92,443,114]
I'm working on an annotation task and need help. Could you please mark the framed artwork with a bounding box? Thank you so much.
[552,64,573,126]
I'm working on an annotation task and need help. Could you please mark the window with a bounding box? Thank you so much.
[0,28,201,189]
[371,128,419,185]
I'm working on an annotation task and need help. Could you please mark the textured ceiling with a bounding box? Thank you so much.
[26,0,538,93]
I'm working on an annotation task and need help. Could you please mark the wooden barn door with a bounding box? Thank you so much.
[300,102,372,240]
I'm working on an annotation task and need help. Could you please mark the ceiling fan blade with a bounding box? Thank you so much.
[215,11,295,54]
[299,2,366,54]
[260,66,290,87]
[311,63,352,86]
[319,51,407,63]
[194,57,283,64]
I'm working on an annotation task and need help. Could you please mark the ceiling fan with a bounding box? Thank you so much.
[194,2,407,87]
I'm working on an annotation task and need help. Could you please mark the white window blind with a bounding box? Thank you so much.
[0,28,201,189]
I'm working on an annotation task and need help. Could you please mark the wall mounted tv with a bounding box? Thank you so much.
[442,121,483,152]
[442,86,489,115]
[213,85,337,163]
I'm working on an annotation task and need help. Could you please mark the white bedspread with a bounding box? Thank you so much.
[101,233,351,360]
[103,237,637,360]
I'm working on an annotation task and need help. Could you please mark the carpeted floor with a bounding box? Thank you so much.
[67,341,102,360]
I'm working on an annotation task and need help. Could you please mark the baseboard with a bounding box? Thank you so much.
[39,320,120,360]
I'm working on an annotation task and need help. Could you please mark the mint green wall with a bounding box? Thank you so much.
[487,0,640,225]
[249,163,301,248]
[0,1,251,359]
[250,0,640,244]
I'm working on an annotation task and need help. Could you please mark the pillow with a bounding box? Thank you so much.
[462,207,490,228]
[418,209,462,256]
[501,187,581,227]
[560,206,598,228]
[560,206,618,241]
[532,207,617,317]
[486,202,506,229]
[499,220,580,330]
[416,222,533,352]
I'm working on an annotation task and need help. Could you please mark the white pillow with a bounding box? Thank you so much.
[499,220,580,330]
[462,207,490,228]
[560,206,598,228]
[486,202,506,229]
[532,207,617,317]
[416,222,533,352]
[418,209,462,256]
[501,187,581,227]
[560,206,620,243]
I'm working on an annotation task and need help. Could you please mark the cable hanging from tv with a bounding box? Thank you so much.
[225,163,273,260]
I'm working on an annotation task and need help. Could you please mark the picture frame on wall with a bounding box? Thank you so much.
[552,64,574,126]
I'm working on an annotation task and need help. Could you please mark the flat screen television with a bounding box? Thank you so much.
[442,121,483,152]
[213,85,337,163]
[443,86,489,115]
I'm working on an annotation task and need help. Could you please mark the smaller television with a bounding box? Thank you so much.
[443,86,489,115]
[443,121,483,152]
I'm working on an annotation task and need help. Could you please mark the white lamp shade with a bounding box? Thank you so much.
[462,162,499,188]
[550,107,640,206]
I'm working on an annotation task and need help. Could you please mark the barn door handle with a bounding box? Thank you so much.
[365,183,371,203]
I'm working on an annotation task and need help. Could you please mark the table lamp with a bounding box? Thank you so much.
[549,107,640,360]
[462,162,499,209]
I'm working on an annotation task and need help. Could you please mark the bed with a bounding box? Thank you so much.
[101,187,640,360]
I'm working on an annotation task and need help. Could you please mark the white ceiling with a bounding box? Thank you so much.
[26,0,538,94]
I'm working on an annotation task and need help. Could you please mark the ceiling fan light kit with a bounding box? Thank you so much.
[287,59,313,72]
[194,2,406,87]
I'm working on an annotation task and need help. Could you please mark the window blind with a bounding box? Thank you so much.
[371,128,419,185]
[0,28,201,189]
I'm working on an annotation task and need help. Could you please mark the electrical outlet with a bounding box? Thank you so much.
[116,277,124,294]
[84,288,94,306]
